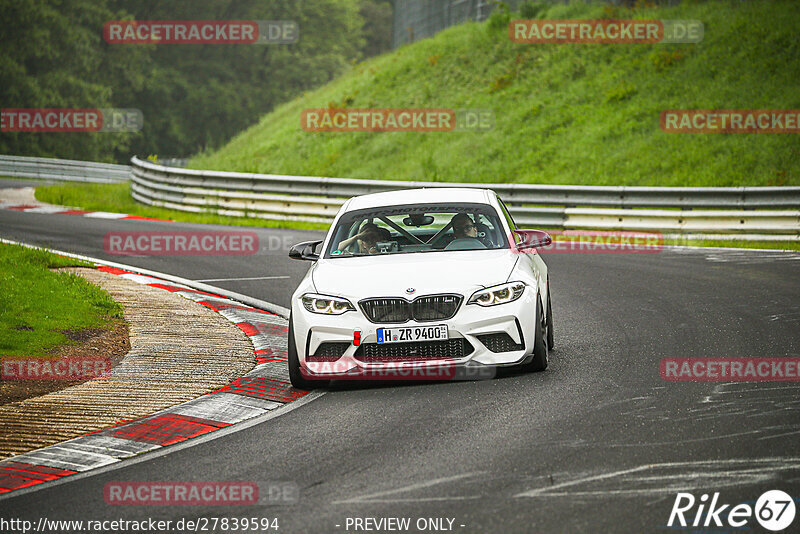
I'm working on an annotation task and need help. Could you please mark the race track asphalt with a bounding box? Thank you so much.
[1,206,799,533]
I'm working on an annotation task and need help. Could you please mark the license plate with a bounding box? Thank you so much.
[377,325,448,344]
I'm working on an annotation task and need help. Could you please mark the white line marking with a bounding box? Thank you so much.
[82,211,126,219]
[22,206,68,214]
[333,472,484,504]
[758,429,800,440]
[717,385,800,394]
[514,458,800,498]
[194,276,291,282]
[515,465,650,498]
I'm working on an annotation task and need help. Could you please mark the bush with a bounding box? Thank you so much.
[487,2,512,32]
[519,2,545,19]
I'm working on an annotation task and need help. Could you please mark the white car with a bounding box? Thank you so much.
[287,188,554,389]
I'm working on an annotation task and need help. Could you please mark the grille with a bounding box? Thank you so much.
[359,294,462,324]
[476,333,524,353]
[412,295,463,321]
[308,342,350,361]
[359,298,409,323]
[354,338,473,362]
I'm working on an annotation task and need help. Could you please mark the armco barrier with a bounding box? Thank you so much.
[130,156,800,238]
[1,154,796,238]
[0,155,130,183]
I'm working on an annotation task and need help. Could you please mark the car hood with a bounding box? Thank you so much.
[311,249,519,299]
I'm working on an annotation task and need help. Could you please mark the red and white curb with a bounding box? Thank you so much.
[0,202,169,222]
[0,263,305,495]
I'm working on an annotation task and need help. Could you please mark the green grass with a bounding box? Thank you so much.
[0,244,124,357]
[667,239,800,251]
[191,0,800,187]
[34,182,330,231]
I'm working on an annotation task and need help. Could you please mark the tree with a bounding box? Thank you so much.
[1,0,369,162]
[0,0,149,161]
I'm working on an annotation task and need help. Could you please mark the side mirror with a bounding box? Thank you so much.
[512,230,552,250]
[288,240,323,261]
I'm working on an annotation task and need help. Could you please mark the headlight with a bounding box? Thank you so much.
[301,293,356,315]
[467,282,526,307]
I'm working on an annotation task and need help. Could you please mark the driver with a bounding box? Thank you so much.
[451,213,478,239]
[337,222,383,254]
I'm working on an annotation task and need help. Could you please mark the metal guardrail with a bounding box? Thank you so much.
[0,155,130,183]
[130,156,800,238]
[1,154,792,238]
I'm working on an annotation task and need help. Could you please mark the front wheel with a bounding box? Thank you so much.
[521,299,549,372]
[288,314,329,390]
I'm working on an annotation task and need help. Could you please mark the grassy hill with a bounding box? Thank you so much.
[190,0,800,187]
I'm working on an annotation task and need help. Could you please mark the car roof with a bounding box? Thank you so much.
[344,187,495,211]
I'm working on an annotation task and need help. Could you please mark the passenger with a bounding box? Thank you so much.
[451,213,478,240]
[337,222,383,254]
[376,227,392,241]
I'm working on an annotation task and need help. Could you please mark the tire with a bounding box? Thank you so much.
[521,298,549,372]
[288,314,329,390]
[546,288,554,350]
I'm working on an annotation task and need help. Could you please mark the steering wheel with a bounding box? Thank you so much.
[444,238,488,251]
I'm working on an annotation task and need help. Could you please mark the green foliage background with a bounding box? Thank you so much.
[193,0,800,186]
[0,0,391,162]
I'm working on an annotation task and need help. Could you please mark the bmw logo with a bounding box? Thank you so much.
[406,287,416,294]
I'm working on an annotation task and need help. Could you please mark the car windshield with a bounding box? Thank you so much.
[324,202,508,258]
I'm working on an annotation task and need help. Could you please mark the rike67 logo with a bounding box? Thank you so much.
[668,490,796,531]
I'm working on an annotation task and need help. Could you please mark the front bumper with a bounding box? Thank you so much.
[291,290,539,379]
